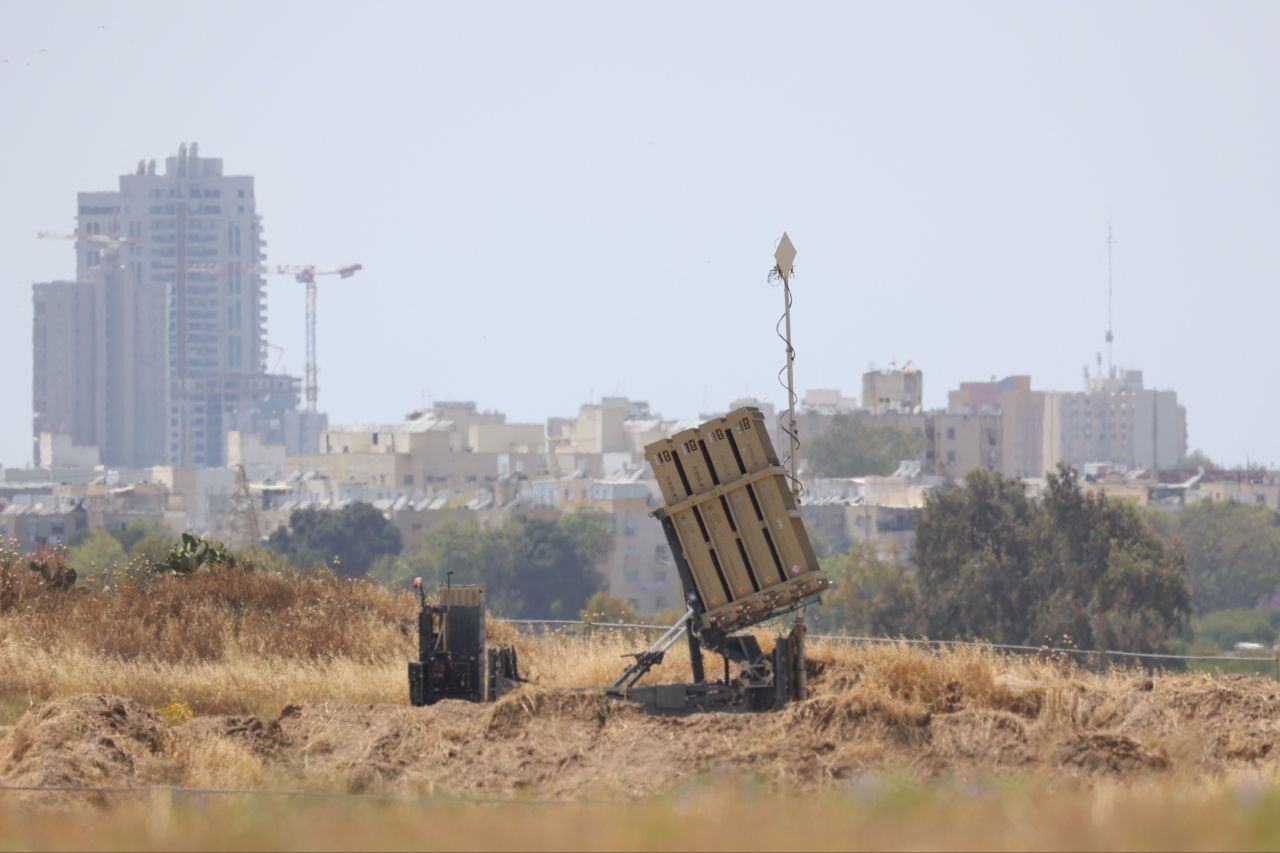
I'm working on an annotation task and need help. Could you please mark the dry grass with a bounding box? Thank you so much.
[0,554,414,664]
[0,547,418,714]
[0,644,405,715]
[0,557,711,714]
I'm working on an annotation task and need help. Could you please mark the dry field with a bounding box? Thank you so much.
[4,557,1280,849]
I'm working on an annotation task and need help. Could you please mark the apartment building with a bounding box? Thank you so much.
[932,411,1002,476]
[950,370,1187,476]
[589,475,679,613]
[802,389,858,416]
[862,363,923,414]
[1044,370,1186,472]
[949,375,1045,477]
[32,282,97,463]
[803,471,943,557]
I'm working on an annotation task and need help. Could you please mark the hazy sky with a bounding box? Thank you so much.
[2,1,1276,468]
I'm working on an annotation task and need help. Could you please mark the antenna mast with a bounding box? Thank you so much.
[772,232,800,502]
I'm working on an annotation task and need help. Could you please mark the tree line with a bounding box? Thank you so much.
[55,502,616,620]
[264,503,613,619]
[820,465,1280,653]
[50,460,1280,647]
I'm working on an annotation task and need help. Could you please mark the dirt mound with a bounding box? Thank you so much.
[271,702,478,792]
[924,709,1032,770]
[186,714,289,758]
[1059,733,1168,775]
[0,695,171,793]
[484,687,612,738]
[8,645,1280,800]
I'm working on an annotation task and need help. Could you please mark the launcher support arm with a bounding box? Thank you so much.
[610,608,694,690]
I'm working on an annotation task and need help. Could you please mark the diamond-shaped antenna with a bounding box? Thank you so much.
[774,232,797,283]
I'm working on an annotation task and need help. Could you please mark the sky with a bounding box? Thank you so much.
[1,1,1276,468]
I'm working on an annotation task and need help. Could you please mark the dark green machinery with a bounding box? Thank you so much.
[408,579,523,707]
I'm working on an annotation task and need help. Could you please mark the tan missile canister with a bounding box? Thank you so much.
[646,406,828,636]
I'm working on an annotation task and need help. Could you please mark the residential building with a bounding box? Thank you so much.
[949,375,1046,478]
[802,389,858,416]
[35,433,101,472]
[0,500,89,550]
[803,469,944,557]
[931,411,1002,476]
[32,282,97,463]
[1044,369,1187,472]
[295,413,549,498]
[950,371,1186,477]
[549,397,648,455]
[1193,470,1280,511]
[862,363,923,414]
[589,475,678,613]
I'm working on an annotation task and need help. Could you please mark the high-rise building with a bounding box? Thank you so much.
[32,281,96,464]
[34,143,313,468]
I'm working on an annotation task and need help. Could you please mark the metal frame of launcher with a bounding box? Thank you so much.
[408,575,524,706]
[606,405,830,715]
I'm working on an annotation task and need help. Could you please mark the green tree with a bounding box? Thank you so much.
[130,532,177,567]
[516,515,609,617]
[68,529,128,580]
[913,466,1190,652]
[557,509,613,568]
[266,502,403,577]
[404,509,611,618]
[913,470,1043,644]
[818,543,920,636]
[806,413,926,477]
[403,521,525,614]
[366,553,413,589]
[111,519,172,555]
[1035,467,1190,650]
[236,545,294,574]
[1194,607,1280,650]
[1147,500,1280,615]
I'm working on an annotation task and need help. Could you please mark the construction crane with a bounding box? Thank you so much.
[38,203,137,254]
[46,227,360,414]
[37,231,140,282]
[264,264,363,412]
[154,258,361,411]
[36,230,138,248]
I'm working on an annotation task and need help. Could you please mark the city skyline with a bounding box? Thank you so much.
[32,144,324,470]
[3,2,1278,469]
